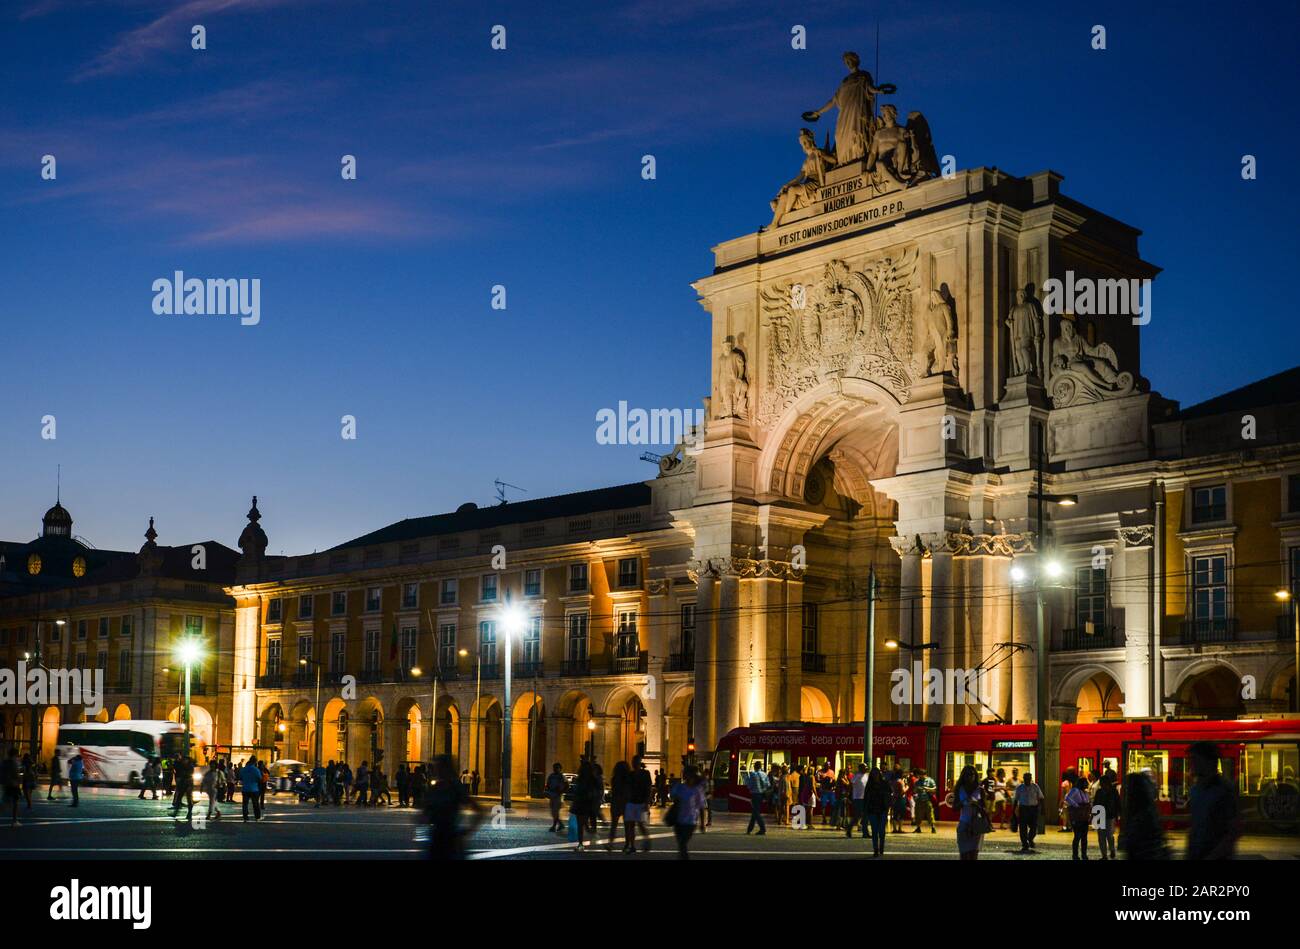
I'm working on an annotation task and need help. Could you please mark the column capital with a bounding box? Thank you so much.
[687,556,805,582]
[1118,524,1154,548]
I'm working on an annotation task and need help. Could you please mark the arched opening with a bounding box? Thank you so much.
[611,692,647,764]
[41,707,61,755]
[169,704,215,758]
[322,697,348,766]
[112,704,132,721]
[666,688,695,776]
[355,697,385,770]
[433,697,459,761]
[393,697,423,767]
[93,708,110,723]
[1175,665,1245,719]
[511,692,546,797]
[288,699,315,765]
[1074,672,1124,723]
[258,703,286,760]
[555,691,595,772]
[800,685,834,723]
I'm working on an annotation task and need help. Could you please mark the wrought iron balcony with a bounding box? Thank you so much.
[611,651,648,674]
[560,659,591,676]
[255,674,283,690]
[357,669,385,684]
[1061,626,1118,650]
[1179,617,1237,644]
[516,661,545,677]
[801,652,827,673]
[479,664,501,680]
[666,652,695,672]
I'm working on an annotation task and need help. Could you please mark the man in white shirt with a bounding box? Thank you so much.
[744,762,769,835]
[1013,773,1045,853]
[848,762,869,839]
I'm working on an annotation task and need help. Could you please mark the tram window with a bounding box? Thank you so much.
[1240,744,1300,794]
[945,751,988,791]
[738,750,768,776]
[1178,753,1235,802]
[1074,757,1093,778]
[991,753,1035,784]
[1127,750,1169,800]
[1101,757,1118,777]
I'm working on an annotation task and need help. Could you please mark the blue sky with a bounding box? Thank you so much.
[2,0,1297,554]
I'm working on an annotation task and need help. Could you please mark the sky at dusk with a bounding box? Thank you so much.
[2,0,1297,556]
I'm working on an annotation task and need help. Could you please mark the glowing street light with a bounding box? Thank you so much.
[498,601,527,810]
[175,638,204,759]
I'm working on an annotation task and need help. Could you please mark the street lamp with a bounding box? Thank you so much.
[1276,590,1299,713]
[299,657,324,767]
[586,717,597,763]
[884,638,939,722]
[175,638,203,758]
[498,600,527,810]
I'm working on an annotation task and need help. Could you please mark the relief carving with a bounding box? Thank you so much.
[1049,319,1136,407]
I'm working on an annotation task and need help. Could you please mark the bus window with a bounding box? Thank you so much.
[738,749,769,777]
[1128,749,1169,800]
[945,751,987,791]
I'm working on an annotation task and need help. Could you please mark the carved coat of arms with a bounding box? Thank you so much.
[757,247,919,429]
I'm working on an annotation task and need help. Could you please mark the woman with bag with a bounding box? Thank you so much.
[954,765,990,861]
[569,760,599,853]
[1065,774,1092,860]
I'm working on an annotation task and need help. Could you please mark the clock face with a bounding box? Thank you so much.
[27,553,42,575]
[72,556,87,578]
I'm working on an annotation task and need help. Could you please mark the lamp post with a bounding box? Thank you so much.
[884,639,939,722]
[299,657,323,767]
[499,600,526,810]
[1275,590,1300,712]
[175,639,203,758]
[587,717,597,764]
[864,567,877,768]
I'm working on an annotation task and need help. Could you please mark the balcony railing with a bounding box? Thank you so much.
[801,652,827,673]
[561,658,591,676]
[357,669,385,684]
[611,651,648,675]
[516,661,544,678]
[1179,617,1237,644]
[479,664,501,680]
[1061,626,1118,650]
[666,652,695,672]
[255,674,283,689]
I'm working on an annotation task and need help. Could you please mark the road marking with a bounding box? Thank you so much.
[469,831,676,859]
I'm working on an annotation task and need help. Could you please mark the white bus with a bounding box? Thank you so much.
[54,720,190,786]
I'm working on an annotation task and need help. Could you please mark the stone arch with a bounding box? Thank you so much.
[258,702,286,757]
[1172,660,1245,718]
[1053,662,1126,715]
[393,696,423,767]
[93,708,110,723]
[322,697,349,765]
[800,685,834,723]
[433,696,459,761]
[354,696,386,769]
[41,706,61,753]
[555,689,596,771]
[1264,656,1297,709]
[112,704,132,721]
[601,685,647,765]
[1073,671,1125,724]
[759,378,902,504]
[288,699,315,765]
[665,686,695,774]
[468,695,502,793]
[169,704,215,756]
[510,691,546,797]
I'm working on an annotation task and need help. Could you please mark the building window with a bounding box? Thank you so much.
[1074,567,1108,634]
[75,651,86,670]
[567,612,589,661]
[45,624,56,643]
[298,595,314,620]
[402,583,419,610]
[96,649,107,671]
[77,620,87,641]
[331,632,346,674]
[267,598,282,623]
[401,626,418,671]
[618,557,639,588]
[118,649,131,686]
[801,603,819,656]
[364,630,380,672]
[440,579,458,605]
[480,574,498,602]
[266,637,282,678]
[98,617,109,638]
[569,563,588,593]
[298,634,313,665]
[185,615,204,636]
[331,591,347,616]
[480,621,498,666]
[1192,555,1228,622]
[524,569,542,597]
[615,609,638,658]
[438,624,457,671]
[523,616,542,665]
[680,604,696,656]
[365,587,382,612]
[120,615,132,638]
[1191,485,1226,524]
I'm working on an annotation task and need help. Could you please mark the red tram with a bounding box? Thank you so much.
[710,718,1300,831]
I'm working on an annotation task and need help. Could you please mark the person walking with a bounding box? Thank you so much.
[340,761,353,804]
[889,768,907,833]
[817,761,835,826]
[1119,771,1170,860]
[1186,741,1240,860]
[2,748,21,827]
[170,755,196,821]
[606,760,631,851]
[67,753,85,807]
[47,753,64,801]
[1013,772,1044,853]
[239,757,263,821]
[865,766,892,855]
[668,764,707,860]
[200,761,223,821]
[1065,774,1092,860]
[626,755,653,853]
[835,768,852,830]
[797,764,815,827]
[544,763,567,833]
[912,768,937,833]
[139,757,159,800]
[1093,771,1121,860]
[470,769,480,796]
[744,759,769,836]
[770,764,787,826]
[353,761,370,806]
[570,760,600,853]
[847,762,868,840]
[785,764,799,826]
[954,765,988,861]
[424,755,484,859]
[654,768,667,807]
[311,761,326,808]
[20,754,37,809]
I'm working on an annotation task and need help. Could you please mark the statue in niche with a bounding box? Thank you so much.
[803,51,893,165]
[1049,319,1135,407]
[915,289,958,377]
[770,128,836,225]
[715,335,750,419]
[864,105,940,188]
[1005,288,1045,377]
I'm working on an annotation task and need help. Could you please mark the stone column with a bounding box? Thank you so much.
[1011,551,1038,724]
[692,573,717,758]
[643,582,670,774]
[891,539,923,723]
[782,577,804,720]
[712,572,742,744]
[745,573,781,727]
[1118,526,1154,716]
[457,715,472,773]
[925,536,956,725]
